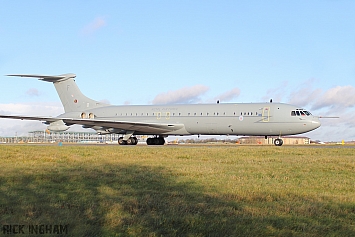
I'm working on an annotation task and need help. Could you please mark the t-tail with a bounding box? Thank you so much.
[7,73,108,113]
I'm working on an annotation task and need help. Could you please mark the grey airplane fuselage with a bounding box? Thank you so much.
[62,102,321,136]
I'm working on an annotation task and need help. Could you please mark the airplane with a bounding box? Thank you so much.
[0,73,321,146]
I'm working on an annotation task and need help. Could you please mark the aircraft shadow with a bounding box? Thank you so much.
[0,164,354,236]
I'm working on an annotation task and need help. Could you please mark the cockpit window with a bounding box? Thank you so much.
[291,110,312,116]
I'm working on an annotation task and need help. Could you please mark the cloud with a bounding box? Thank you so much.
[0,102,64,136]
[288,85,355,111]
[81,17,106,35]
[214,88,240,102]
[312,85,355,110]
[0,102,63,116]
[152,85,209,105]
[0,120,46,137]
[288,87,323,108]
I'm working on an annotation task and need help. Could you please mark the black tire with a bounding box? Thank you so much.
[147,138,153,145]
[131,137,138,145]
[274,139,283,146]
[126,138,133,145]
[118,137,127,145]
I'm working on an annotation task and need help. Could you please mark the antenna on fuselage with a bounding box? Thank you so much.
[270,99,273,103]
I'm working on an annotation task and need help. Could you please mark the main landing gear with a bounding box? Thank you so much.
[146,137,165,145]
[118,136,138,145]
[117,136,166,146]
[274,138,284,146]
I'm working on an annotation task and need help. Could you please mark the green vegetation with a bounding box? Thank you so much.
[0,145,354,236]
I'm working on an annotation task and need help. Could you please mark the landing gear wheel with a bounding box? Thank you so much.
[118,137,127,145]
[274,138,283,146]
[146,137,165,145]
[126,137,133,145]
[128,137,138,145]
[119,137,138,145]
[147,138,153,145]
[131,137,138,145]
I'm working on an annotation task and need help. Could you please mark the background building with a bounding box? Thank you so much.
[0,131,121,144]
[238,136,310,145]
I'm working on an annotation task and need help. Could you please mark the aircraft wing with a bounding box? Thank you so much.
[61,118,184,134]
[0,115,184,134]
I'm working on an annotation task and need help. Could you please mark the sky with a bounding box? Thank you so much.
[0,1,354,142]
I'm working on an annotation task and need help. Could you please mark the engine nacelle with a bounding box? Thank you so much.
[47,120,69,132]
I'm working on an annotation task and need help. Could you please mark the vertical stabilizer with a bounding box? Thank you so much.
[7,73,108,113]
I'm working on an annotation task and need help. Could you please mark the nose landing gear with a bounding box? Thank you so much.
[274,138,283,146]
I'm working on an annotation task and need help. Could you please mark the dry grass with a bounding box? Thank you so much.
[0,144,354,236]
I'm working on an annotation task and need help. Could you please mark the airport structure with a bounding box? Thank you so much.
[238,136,310,145]
[0,130,311,145]
[0,131,122,144]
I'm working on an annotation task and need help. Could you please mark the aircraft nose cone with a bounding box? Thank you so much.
[311,117,321,129]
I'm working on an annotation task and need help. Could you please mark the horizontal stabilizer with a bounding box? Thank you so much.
[7,73,76,82]
[0,115,60,123]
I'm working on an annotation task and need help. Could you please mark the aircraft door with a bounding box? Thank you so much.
[262,107,270,122]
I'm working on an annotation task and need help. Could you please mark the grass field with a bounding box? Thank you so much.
[0,144,354,236]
